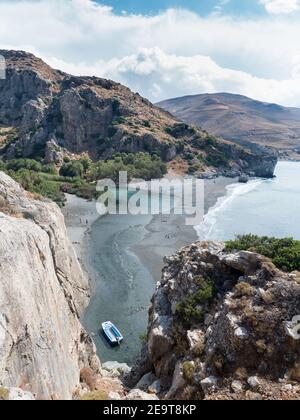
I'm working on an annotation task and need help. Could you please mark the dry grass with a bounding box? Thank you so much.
[0,387,9,401]
[80,390,109,401]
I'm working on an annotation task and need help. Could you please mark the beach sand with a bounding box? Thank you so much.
[62,176,235,288]
[62,194,101,283]
[132,176,235,282]
[62,176,236,363]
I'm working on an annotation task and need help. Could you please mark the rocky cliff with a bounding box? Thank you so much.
[129,242,300,400]
[0,171,101,400]
[0,50,277,178]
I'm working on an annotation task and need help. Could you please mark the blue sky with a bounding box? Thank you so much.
[98,0,264,17]
[0,0,300,106]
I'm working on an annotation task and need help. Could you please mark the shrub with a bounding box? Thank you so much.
[182,361,196,383]
[6,159,42,173]
[234,282,255,297]
[143,120,151,128]
[176,277,214,325]
[59,161,84,178]
[188,164,200,174]
[226,234,300,272]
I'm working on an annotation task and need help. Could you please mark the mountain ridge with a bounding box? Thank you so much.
[157,93,300,158]
[0,50,277,178]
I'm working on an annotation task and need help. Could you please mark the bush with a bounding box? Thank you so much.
[91,153,167,183]
[59,161,84,178]
[182,361,196,383]
[234,282,255,297]
[6,159,42,173]
[188,164,200,174]
[176,277,214,325]
[226,234,300,272]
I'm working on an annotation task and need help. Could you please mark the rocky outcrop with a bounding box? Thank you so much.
[0,50,277,177]
[130,242,300,400]
[0,172,100,400]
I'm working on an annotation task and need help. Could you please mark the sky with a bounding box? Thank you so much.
[0,0,300,106]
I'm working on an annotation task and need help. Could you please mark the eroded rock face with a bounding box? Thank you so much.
[0,50,277,177]
[131,241,300,400]
[0,172,100,400]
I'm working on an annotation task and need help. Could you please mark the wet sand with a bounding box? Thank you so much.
[132,176,235,282]
[62,176,236,364]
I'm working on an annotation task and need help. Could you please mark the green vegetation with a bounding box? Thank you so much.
[165,123,196,138]
[0,152,167,205]
[182,361,196,383]
[188,163,200,174]
[91,153,167,183]
[59,161,84,178]
[176,276,214,325]
[226,234,300,272]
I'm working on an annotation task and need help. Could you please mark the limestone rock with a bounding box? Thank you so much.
[131,241,300,400]
[201,377,219,392]
[101,361,131,378]
[8,388,35,401]
[135,373,157,391]
[0,172,100,400]
[123,389,159,401]
[247,377,261,390]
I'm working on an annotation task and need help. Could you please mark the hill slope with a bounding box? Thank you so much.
[157,93,300,156]
[0,51,277,178]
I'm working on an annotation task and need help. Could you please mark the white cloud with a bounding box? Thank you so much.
[0,0,299,106]
[260,0,300,14]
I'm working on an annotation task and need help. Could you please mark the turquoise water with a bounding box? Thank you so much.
[83,212,154,365]
[83,161,300,365]
[197,161,300,241]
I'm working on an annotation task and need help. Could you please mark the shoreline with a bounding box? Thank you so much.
[62,176,236,285]
[62,194,101,291]
[62,176,237,363]
[132,176,236,282]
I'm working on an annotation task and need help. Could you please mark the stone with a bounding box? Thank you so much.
[8,388,35,401]
[102,361,131,377]
[148,380,161,395]
[201,377,219,392]
[123,389,159,401]
[246,391,263,401]
[248,377,261,390]
[284,316,300,340]
[135,372,157,391]
[231,381,244,393]
[108,392,122,400]
[235,327,249,340]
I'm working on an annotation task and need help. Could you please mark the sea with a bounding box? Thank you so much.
[83,161,300,364]
[197,161,300,241]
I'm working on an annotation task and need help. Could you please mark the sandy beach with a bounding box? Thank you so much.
[62,176,234,283]
[62,194,101,286]
[132,176,236,282]
[62,176,236,363]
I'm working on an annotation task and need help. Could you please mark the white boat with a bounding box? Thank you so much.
[102,321,124,346]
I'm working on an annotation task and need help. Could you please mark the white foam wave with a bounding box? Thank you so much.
[195,179,265,240]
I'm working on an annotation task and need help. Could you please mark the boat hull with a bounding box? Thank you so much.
[102,321,124,346]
